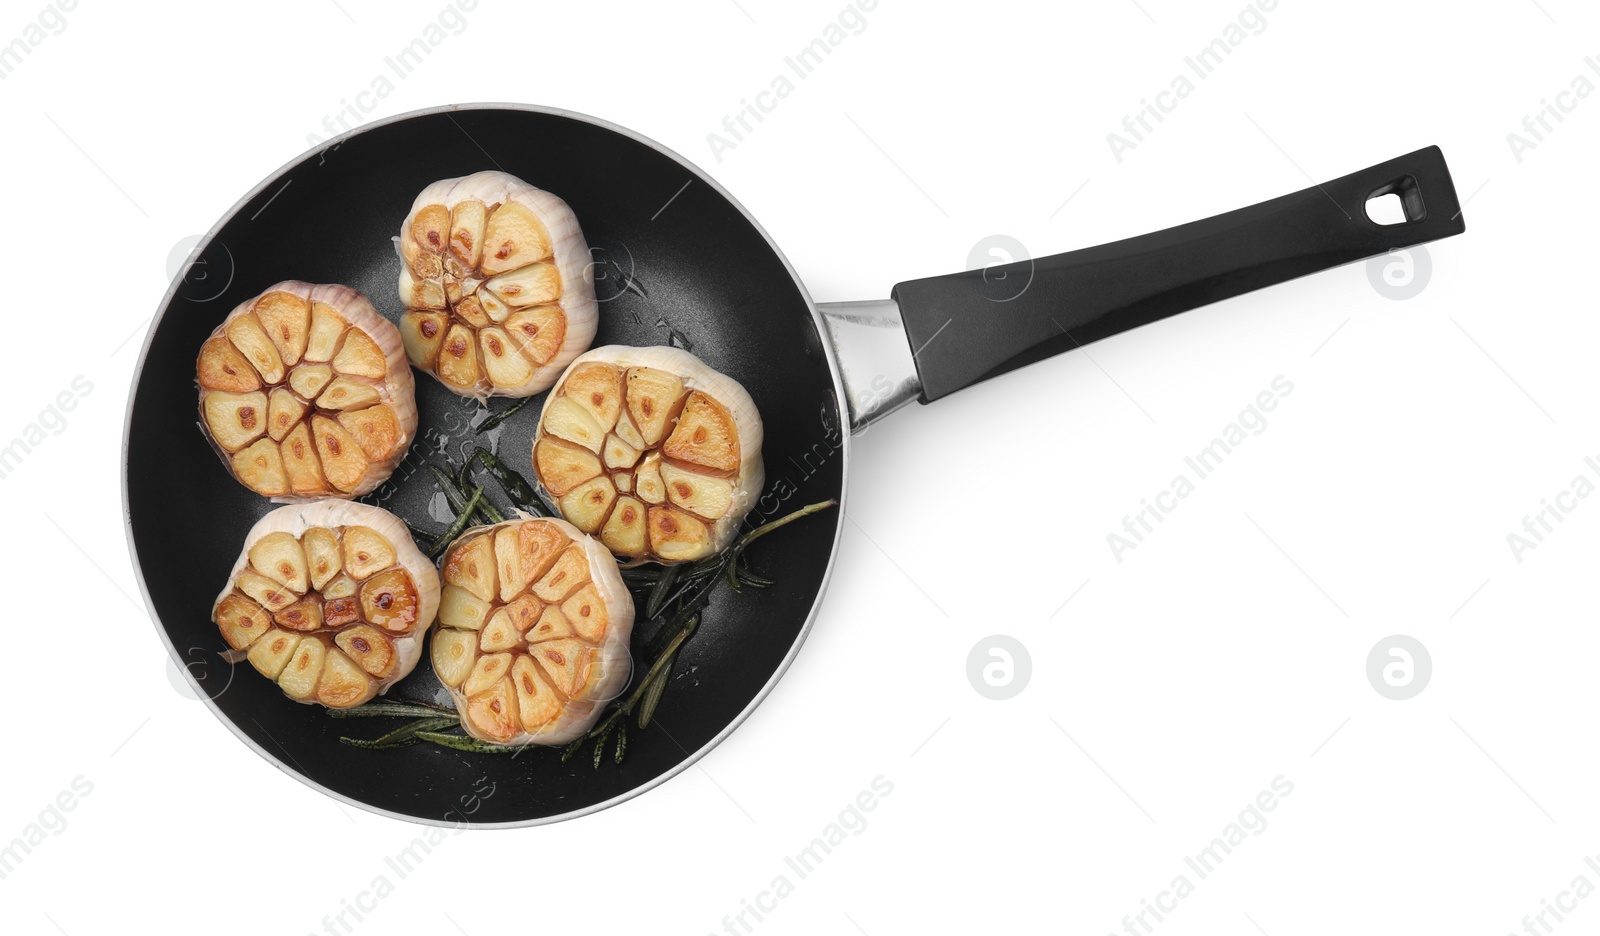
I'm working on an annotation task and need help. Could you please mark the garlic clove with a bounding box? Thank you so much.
[463,652,513,697]
[558,475,616,534]
[288,363,333,400]
[662,391,741,474]
[431,627,477,688]
[203,392,268,453]
[480,201,551,275]
[533,437,602,497]
[439,584,491,631]
[266,388,306,443]
[248,629,299,680]
[316,377,380,411]
[624,367,684,447]
[198,336,261,392]
[478,326,536,389]
[600,497,648,558]
[443,533,496,602]
[304,302,348,363]
[464,677,519,743]
[531,544,589,603]
[541,396,605,454]
[648,506,715,562]
[504,304,566,365]
[659,460,736,521]
[252,290,311,368]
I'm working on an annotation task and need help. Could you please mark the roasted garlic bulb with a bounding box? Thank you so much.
[431,517,634,745]
[197,281,418,499]
[531,346,764,564]
[397,171,598,400]
[211,501,440,708]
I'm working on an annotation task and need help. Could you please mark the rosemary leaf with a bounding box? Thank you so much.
[614,722,628,764]
[645,563,682,619]
[734,563,776,588]
[405,521,440,543]
[637,657,673,729]
[639,615,698,728]
[428,464,471,514]
[475,395,534,434]
[734,499,839,553]
[415,731,521,754]
[340,716,459,750]
[468,447,545,514]
[326,701,457,719]
[430,485,486,559]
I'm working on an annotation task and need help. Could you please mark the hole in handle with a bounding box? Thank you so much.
[1366,193,1406,225]
[1365,175,1426,226]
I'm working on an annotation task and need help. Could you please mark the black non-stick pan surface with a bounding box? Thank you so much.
[127,105,846,826]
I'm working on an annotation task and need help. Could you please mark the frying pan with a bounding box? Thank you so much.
[126,104,1465,827]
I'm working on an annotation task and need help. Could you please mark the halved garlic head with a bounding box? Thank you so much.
[431,517,634,745]
[397,171,598,400]
[211,501,441,708]
[531,346,764,565]
[197,281,418,499]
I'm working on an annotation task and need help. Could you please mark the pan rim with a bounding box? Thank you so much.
[120,101,851,829]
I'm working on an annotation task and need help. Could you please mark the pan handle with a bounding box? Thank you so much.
[887,145,1466,405]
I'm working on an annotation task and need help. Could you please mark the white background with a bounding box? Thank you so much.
[1,0,1595,933]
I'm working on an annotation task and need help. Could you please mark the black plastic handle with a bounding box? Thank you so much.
[891,146,1466,402]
